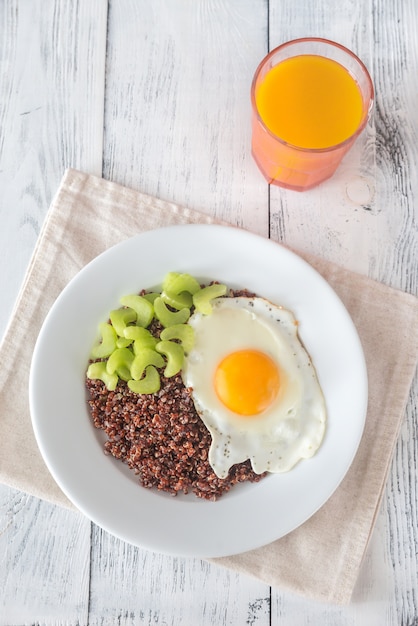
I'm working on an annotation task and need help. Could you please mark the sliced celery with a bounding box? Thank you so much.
[116,336,133,349]
[87,272,230,396]
[119,294,154,328]
[106,347,134,381]
[128,366,161,394]
[162,272,201,295]
[87,361,118,391]
[161,290,193,311]
[90,322,118,359]
[131,348,165,381]
[109,307,137,336]
[142,291,161,303]
[156,340,184,377]
[193,283,227,315]
[153,297,190,327]
[160,324,195,353]
[161,272,201,310]
[124,326,158,353]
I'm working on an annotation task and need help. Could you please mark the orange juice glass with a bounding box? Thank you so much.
[251,38,374,191]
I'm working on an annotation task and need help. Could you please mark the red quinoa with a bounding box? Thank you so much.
[86,374,266,500]
[85,287,266,501]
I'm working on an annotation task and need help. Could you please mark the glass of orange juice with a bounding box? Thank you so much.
[251,38,374,191]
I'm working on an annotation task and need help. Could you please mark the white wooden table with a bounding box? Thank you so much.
[1,1,417,623]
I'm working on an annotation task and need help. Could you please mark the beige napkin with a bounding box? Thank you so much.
[1,168,418,605]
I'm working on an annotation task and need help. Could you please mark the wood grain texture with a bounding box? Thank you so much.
[372,7,418,616]
[0,0,107,336]
[93,2,272,623]
[0,0,106,624]
[268,0,379,277]
[0,0,417,623]
[88,528,270,626]
[103,0,269,235]
[0,487,91,625]
[267,0,418,623]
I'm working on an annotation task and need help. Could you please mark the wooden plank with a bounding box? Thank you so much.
[89,529,271,626]
[267,0,418,623]
[0,0,415,622]
[90,1,271,624]
[0,0,107,623]
[0,489,91,625]
[102,0,269,236]
[270,505,401,625]
[0,0,107,336]
[267,0,379,277]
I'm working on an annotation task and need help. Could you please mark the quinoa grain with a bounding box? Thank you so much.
[86,373,266,500]
[86,286,265,500]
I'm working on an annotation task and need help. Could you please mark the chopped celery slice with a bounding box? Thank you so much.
[160,324,195,353]
[153,297,190,327]
[90,322,118,359]
[161,272,201,310]
[131,348,165,381]
[142,292,160,303]
[124,326,158,353]
[87,272,231,396]
[161,289,193,311]
[193,283,227,315]
[133,338,157,356]
[87,361,118,391]
[116,336,133,349]
[109,307,137,336]
[156,340,184,377]
[106,347,134,382]
[128,366,161,394]
[162,272,201,295]
[119,294,154,328]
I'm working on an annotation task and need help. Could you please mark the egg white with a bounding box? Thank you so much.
[181,296,327,479]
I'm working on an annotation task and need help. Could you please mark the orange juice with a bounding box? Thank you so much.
[255,55,363,149]
[250,39,374,191]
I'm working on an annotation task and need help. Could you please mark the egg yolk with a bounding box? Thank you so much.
[214,349,280,416]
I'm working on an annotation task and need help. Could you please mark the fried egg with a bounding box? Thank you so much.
[181,296,327,479]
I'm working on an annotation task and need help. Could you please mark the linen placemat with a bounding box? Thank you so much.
[1,168,418,605]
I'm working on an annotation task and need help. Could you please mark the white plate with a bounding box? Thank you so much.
[29,224,368,558]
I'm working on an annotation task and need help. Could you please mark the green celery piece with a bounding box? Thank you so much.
[161,272,201,310]
[90,322,118,359]
[193,283,227,315]
[109,307,137,336]
[162,272,201,295]
[156,340,184,377]
[133,338,157,355]
[87,361,118,391]
[153,297,190,328]
[116,336,133,349]
[106,347,134,381]
[160,324,195,353]
[142,292,160,303]
[128,366,161,394]
[131,348,165,381]
[124,326,158,353]
[160,289,193,311]
[119,294,154,328]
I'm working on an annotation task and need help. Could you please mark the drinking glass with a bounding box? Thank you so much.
[251,38,374,191]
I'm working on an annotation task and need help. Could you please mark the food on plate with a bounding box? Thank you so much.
[87,272,227,394]
[86,373,265,500]
[86,272,327,499]
[182,296,327,478]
